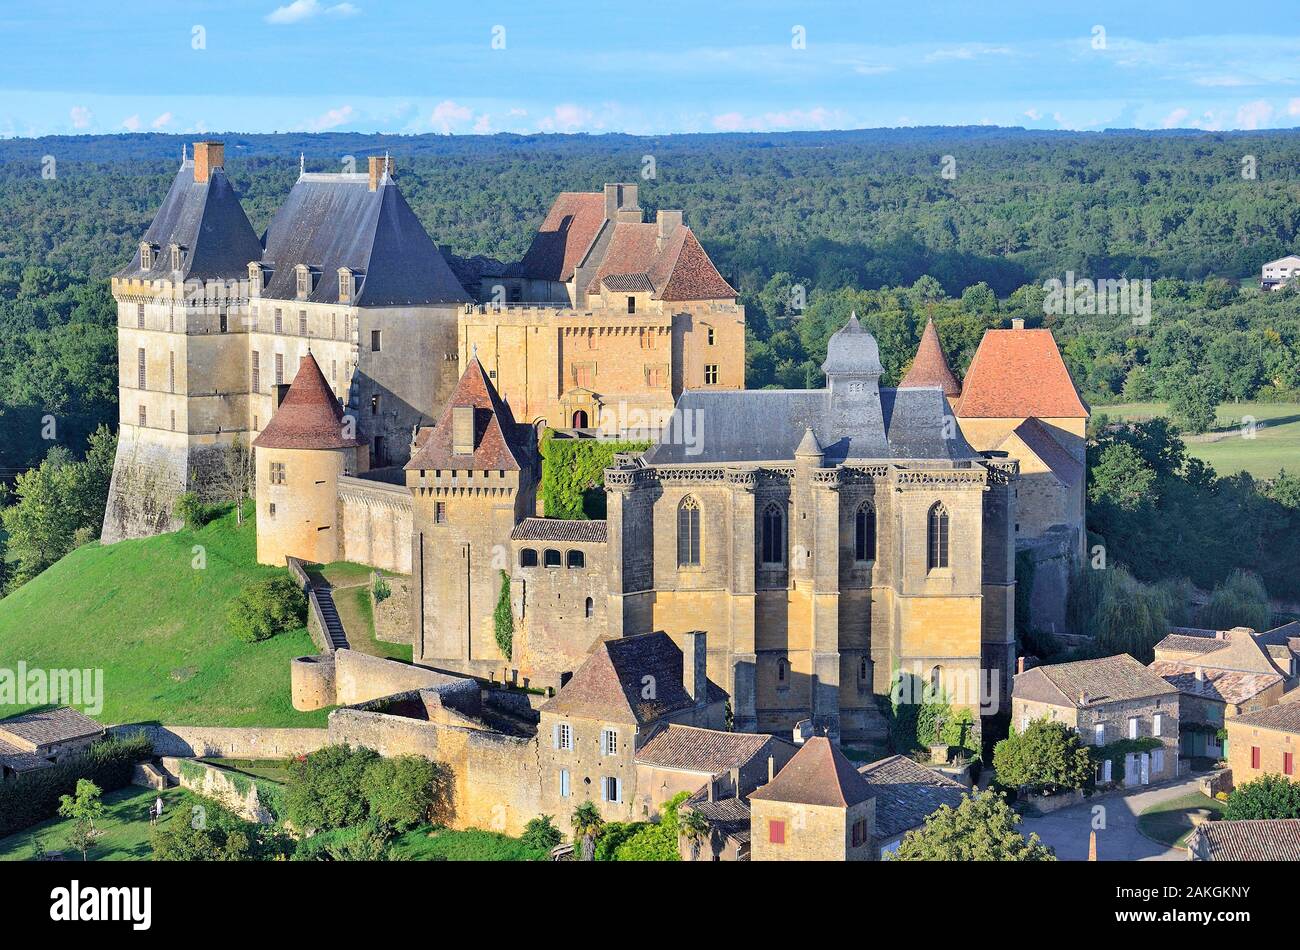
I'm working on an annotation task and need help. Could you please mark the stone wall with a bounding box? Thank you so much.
[332,649,465,707]
[162,757,278,824]
[115,724,328,758]
[338,475,413,574]
[371,571,413,644]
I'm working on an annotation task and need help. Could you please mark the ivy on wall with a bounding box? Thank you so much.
[493,570,513,660]
[539,432,651,520]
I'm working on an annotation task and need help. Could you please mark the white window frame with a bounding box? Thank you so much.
[1094,723,1106,746]
[601,728,618,757]
[1128,716,1139,740]
[601,776,622,804]
[553,722,573,751]
[559,768,570,798]
[1153,713,1162,737]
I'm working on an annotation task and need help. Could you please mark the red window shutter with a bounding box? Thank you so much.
[1251,746,1261,769]
[1286,752,1294,776]
[769,820,785,844]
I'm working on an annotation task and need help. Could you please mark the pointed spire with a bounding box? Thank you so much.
[821,310,882,377]
[900,317,961,397]
[795,426,823,458]
[252,353,358,450]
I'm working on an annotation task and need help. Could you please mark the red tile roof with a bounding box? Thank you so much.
[516,192,606,282]
[958,328,1089,419]
[405,356,531,472]
[748,736,874,808]
[252,352,359,450]
[899,318,961,396]
[588,222,736,302]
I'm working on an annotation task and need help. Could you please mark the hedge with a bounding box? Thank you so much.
[0,731,153,837]
[539,433,650,519]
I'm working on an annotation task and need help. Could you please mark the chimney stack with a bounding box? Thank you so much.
[1078,690,1089,705]
[768,755,775,782]
[1011,317,1025,330]
[193,141,224,184]
[452,405,475,455]
[1195,667,1205,682]
[681,631,707,706]
[1016,656,1026,675]
[603,183,640,222]
[656,210,683,249]
[368,155,395,191]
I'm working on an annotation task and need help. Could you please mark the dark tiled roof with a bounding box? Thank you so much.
[540,632,725,725]
[260,173,470,306]
[406,356,533,472]
[749,737,874,808]
[1156,633,1230,656]
[515,191,606,282]
[1230,703,1300,734]
[1014,654,1178,708]
[252,353,359,450]
[857,754,968,840]
[0,739,54,773]
[899,319,961,397]
[511,518,608,543]
[602,273,655,293]
[1188,819,1300,861]
[682,787,751,844]
[634,725,783,773]
[1001,418,1084,487]
[959,328,1089,419]
[0,706,104,751]
[1149,660,1281,706]
[115,162,262,282]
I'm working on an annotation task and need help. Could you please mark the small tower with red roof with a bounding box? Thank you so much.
[899,317,962,409]
[253,352,365,566]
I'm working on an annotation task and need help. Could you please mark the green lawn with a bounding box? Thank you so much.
[0,509,328,727]
[0,785,192,861]
[390,826,548,861]
[1101,401,1300,479]
[1136,792,1226,848]
[196,757,294,784]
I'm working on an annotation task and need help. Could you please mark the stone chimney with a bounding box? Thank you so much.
[1016,656,1026,675]
[682,630,707,707]
[768,755,775,782]
[1078,690,1089,705]
[369,155,395,191]
[193,141,224,183]
[603,183,640,222]
[656,210,683,250]
[452,406,475,455]
[1011,317,1025,330]
[1195,667,1205,682]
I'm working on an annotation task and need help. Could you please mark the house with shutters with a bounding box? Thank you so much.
[1225,702,1300,786]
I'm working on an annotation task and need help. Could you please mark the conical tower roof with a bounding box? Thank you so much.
[252,353,358,450]
[900,318,961,396]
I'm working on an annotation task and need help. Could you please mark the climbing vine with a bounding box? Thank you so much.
[493,570,513,659]
[540,432,651,519]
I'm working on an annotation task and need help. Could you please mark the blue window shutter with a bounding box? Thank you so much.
[552,724,560,749]
[615,777,622,803]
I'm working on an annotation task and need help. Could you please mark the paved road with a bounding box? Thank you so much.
[1018,777,1205,861]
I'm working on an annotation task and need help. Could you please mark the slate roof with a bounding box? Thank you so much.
[1013,654,1178,708]
[749,737,874,808]
[857,754,968,840]
[899,318,961,397]
[634,724,784,774]
[259,172,470,306]
[1155,633,1230,657]
[999,418,1084,487]
[0,707,104,751]
[406,356,533,472]
[539,632,725,725]
[682,787,752,845]
[1149,660,1281,706]
[511,518,608,543]
[515,191,607,282]
[0,739,54,773]
[959,328,1089,419]
[115,160,262,282]
[1188,819,1300,861]
[1230,703,1300,734]
[253,353,359,450]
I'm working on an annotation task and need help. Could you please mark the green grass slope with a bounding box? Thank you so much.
[0,509,327,728]
[1102,401,1300,479]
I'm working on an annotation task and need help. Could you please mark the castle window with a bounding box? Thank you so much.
[219,308,228,333]
[434,502,447,524]
[851,818,868,847]
[139,243,154,270]
[136,304,145,328]
[170,410,176,432]
[251,306,259,330]
[930,665,942,698]
[601,729,618,756]
[520,548,538,567]
[761,503,785,565]
[567,550,585,569]
[296,268,310,298]
[558,769,570,798]
[268,503,276,518]
[585,597,594,618]
[777,657,789,684]
[371,330,382,352]
[332,313,337,338]
[338,270,352,302]
[706,325,715,346]
[138,405,146,427]
[553,723,573,751]
[274,309,283,334]
[626,296,635,314]
[854,503,876,562]
[543,549,562,568]
[137,348,146,389]
[251,351,260,392]
[269,462,286,486]
[927,502,949,571]
[371,394,380,416]
[170,245,182,271]
[677,496,701,567]
[859,657,869,683]
[601,776,622,803]
[169,351,175,393]
[299,311,307,336]
[704,364,719,385]
[275,352,284,386]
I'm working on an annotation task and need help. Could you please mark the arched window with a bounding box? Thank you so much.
[584,597,594,618]
[677,496,701,567]
[930,665,943,699]
[567,550,585,569]
[777,657,789,684]
[761,503,785,565]
[519,548,538,568]
[927,502,949,571]
[854,503,876,562]
[543,549,562,568]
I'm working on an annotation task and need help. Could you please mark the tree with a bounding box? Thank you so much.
[571,801,604,862]
[992,718,1094,793]
[226,575,307,643]
[892,790,1056,861]
[1169,375,1220,434]
[213,435,254,526]
[286,745,380,831]
[65,819,103,862]
[1224,775,1300,821]
[1089,442,1155,512]
[58,779,105,861]
[678,806,711,861]
[521,815,564,854]
[361,756,448,830]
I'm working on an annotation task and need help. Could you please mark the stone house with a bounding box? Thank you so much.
[856,753,968,858]
[0,707,105,780]
[1225,703,1300,786]
[677,785,752,861]
[633,723,796,811]
[1012,654,1180,786]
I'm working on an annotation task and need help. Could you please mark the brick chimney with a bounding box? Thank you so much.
[656,210,683,250]
[681,631,707,707]
[193,141,224,183]
[368,155,395,191]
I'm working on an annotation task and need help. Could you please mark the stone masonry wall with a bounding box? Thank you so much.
[116,724,328,758]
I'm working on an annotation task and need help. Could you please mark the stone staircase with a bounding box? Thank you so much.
[313,587,349,651]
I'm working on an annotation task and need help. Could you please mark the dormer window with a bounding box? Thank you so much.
[139,243,155,270]
[248,262,263,296]
[169,244,183,272]
[338,268,353,303]
[295,265,313,300]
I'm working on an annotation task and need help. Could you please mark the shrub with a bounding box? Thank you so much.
[1224,775,1300,820]
[226,575,307,643]
[521,814,564,853]
[372,576,391,604]
[493,570,513,659]
[151,795,289,861]
[361,756,450,830]
[992,718,1094,794]
[284,745,380,832]
[172,491,208,530]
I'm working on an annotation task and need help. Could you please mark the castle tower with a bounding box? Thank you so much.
[102,141,264,541]
[252,352,365,566]
[405,355,537,674]
[899,317,962,410]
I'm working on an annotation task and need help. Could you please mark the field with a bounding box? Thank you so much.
[1100,402,1300,479]
[0,509,327,727]
[0,785,192,861]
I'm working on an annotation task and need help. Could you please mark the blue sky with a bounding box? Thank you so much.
[2,0,1300,138]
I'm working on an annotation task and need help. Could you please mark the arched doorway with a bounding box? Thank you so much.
[572,410,589,428]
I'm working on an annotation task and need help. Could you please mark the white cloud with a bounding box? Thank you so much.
[431,99,473,133]
[924,44,1012,63]
[1023,108,1042,121]
[710,106,840,133]
[1236,99,1274,130]
[1162,107,1190,128]
[266,0,359,25]
[151,112,174,129]
[472,114,491,134]
[122,114,141,132]
[1289,98,1300,116]
[305,104,355,130]
[537,103,594,132]
[69,105,92,129]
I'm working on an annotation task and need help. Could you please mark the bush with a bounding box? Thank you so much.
[539,433,651,519]
[361,756,450,830]
[172,491,208,530]
[226,575,307,643]
[992,718,1094,794]
[521,814,564,853]
[284,745,380,832]
[1224,775,1300,820]
[372,576,391,604]
[151,794,289,861]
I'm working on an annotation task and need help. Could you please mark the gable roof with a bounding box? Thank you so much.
[1013,653,1178,708]
[587,221,735,302]
[899,319,961,397]
[515,191,607,282]
[997,418,1084,487]
[748,737,873,808]
[1188,819,1300,861]
[1230,703,1300,734]
[260,173,469,306]
[0,706,104,752]
[1149,660,1281,706]
[252,353,359,450]
[958,328,1089,419]
[405,356,531,472]
[540,632,725,725]
[634,724,788,774]
[1155,632,1231,657]
[682,787,752,844]
[116,161,262,282]
[857,754,968,840]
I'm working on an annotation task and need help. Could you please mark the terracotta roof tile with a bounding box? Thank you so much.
[253,353,359,450]
[1150,660,1281,706]
[405,356,533,472]
[748,737,873,808]
[899,319,961,396]
[958,328,1089,419]
[587,222,735,302]
[516,192,607,282]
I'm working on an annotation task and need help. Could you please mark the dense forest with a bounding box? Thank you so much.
[2,127,1299,601]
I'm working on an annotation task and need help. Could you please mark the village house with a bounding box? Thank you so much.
[1187,819,1300,860]
[1224,703,1300,785]
[0,707,105,780]
[1260,254,1300,291]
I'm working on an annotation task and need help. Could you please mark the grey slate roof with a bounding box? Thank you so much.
[259,173,470,306]
[0,706,105,751]
[682,787,752,845]
[1188,819,1300,861]
[115,162,262,281]
[0,738,55,773]
[1230,703,1300,734]
[1155,633,1230,656]
[1013,653,1178,708]
[857,754,968,841]
[634,724,786,773]
[511,518,608,543]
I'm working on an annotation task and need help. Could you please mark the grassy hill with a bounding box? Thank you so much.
[0,509,327,728]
